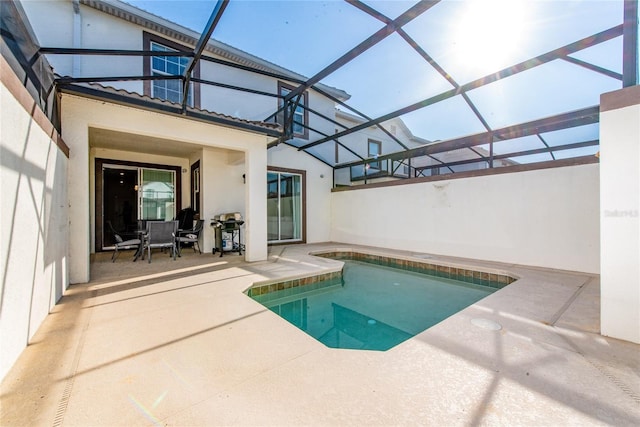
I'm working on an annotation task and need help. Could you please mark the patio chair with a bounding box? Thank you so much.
[144,220,178,263]
[106,220,138,241]
[175,207,195,231]
[176,219,204,256]
[110,227,141,262]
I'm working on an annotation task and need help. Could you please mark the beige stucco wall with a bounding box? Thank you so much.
[1,78,69,381]
[331,163,600,274]
[61,94,270,282]
[267,144,334,243]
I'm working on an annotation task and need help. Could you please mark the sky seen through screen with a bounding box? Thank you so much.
[125,0,628,161]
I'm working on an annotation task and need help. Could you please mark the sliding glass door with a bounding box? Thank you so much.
[268,170,303,243]
[100,162,177,249]
[102,165,138,248]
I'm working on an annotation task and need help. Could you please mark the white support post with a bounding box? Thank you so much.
[244,145,268,262]
[600,85,640,344]
[61,96,91,284]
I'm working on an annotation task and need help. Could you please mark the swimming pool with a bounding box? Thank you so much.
[249,256,512,351]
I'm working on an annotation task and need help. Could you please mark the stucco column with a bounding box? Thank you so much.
[600,85,640,344]
[244,145,267,262]
[61,96,90,284]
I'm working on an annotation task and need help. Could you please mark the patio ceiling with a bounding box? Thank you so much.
[5,0,639,174]
[89,128,204,158]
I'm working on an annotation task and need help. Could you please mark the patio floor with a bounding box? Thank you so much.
[1,243,639,426]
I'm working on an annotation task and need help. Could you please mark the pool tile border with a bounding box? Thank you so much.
[246,270,342,298]
[315,251,516,288]
[247,250,517,298]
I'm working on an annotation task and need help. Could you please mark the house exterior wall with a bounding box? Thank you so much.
[1,69,69,381]
[200,147,248,254]
[267,144,334,243]
[22,0,144,94]
[600,85,640,344]
[331,163,600,274]
[21,0,340,131]
[335,114,423,164]
[61,94,269,282]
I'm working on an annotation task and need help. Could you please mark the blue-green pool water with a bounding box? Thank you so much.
[251,260,497,351]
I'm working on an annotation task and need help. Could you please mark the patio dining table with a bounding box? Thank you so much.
[132,225,185,261]
[132,229,147,262]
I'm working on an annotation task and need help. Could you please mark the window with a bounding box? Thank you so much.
[278,82,309,139]
[143,32,200,108]
[368,139,382,170]
[151,42,192,105]
[139,168,176,221]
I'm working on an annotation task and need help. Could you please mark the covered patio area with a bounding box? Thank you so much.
[1,244,637,426]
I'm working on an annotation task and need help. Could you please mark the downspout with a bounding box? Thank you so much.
[72,0,81,76]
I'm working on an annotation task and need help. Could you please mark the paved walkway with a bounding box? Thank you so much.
[1,244,639,426]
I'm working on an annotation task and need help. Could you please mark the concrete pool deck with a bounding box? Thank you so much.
[1,243,638,426]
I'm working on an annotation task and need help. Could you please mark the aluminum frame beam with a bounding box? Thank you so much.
[336,106,600,169]
[26,0,628,172]
[347,0,493,162]
[561,56,623,80]
[181,0,229,112]
[413,140,598,172]
[284,0,440,102]
[298,25,622,152]
[623,0,639,86]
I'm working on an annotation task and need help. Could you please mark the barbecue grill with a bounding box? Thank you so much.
[211,212,244,257]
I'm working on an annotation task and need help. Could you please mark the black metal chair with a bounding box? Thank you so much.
[175,207,195,231]
[107,220,138,241]
[176,219,204,256]
[108,221,141,262]
[144,220,178,263]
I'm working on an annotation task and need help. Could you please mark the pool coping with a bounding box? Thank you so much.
[246,247,519,297]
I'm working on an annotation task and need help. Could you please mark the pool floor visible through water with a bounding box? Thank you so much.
[251,259,497,351]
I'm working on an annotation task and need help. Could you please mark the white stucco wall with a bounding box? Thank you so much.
[268,144,334,243]
[21,0,144,94]
[61,94,269,282]
[22,0,340,133]
[600,86,640,344]
[331,163,600,274]
[1,78,69,381]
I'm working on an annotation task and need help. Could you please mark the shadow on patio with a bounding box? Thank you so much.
[1,244,639,426]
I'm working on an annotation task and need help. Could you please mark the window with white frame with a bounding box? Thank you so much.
[143,32,199,107]
[151,42,192,105]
